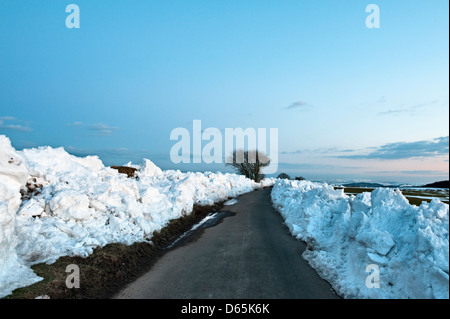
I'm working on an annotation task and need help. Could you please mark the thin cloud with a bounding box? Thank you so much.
[378,100,440,116]
[399,170,447,175]
[281,147,356,155]
[376,96,387,104]
[68,121,119,136]
[284,101,311,110]
[87,123,120,136]
[0,116,16,121]
[67,121,84,127]
[0,117,32,132]
[280,150,303,155]
[337,136,449,160]
[277,162,336,170]
[374,170,447,175]
[378,109,411,116]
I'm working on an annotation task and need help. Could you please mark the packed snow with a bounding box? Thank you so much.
[271,179,449,299]
[0,135,273,298]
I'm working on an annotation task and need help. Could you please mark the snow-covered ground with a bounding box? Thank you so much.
[0,135,274,298]
[2,133,447,299]
[271,179,449,299]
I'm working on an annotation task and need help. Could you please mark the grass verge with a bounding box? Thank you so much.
[5,202,224,299]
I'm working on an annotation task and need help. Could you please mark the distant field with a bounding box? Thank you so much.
[334,187,449,206]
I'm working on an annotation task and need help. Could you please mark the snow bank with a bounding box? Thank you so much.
[271,179,449,299]
[0,135,273,297]
[0,136,42,296]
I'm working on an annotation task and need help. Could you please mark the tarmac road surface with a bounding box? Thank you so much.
[113,187,339,299]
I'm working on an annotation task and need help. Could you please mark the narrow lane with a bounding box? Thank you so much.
[114,188,339,299]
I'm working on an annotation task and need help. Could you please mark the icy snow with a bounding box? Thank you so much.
[224,199,238,206]
[0,135,273,298]
[0,136,43,296]
[271,179,449,299]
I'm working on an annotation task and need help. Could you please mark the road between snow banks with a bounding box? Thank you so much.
[114,188,339,299]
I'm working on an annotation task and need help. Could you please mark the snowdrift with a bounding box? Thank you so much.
[271,179,449,299]
[0,135,272,297]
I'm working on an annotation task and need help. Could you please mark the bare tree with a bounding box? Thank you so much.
[226,149,270,182]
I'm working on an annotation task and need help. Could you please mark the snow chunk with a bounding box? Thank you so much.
[139,159,162,177]
[271,179,449,299]
[0,135,28,186]
[0,135,42,297]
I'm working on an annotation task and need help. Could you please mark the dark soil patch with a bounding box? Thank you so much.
[6,202,224,299]
[110,166,138,178]
[20,178,43,201]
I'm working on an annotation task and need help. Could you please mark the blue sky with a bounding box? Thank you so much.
[0,0,448,184]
